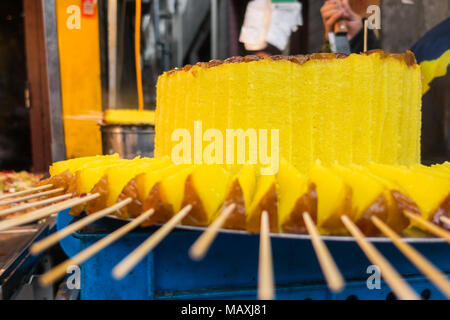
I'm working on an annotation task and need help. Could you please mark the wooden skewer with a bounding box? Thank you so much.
[341,215,419,300]
[113,204,193,280]
[303,212,344,292]
[258,210,274,300]
[0,184,53,201]
[363,19,368,52]
[30,198,133,255]
[439,216,450,226]
[0,193,73,217]
[0,193,99,232]
[371,216,450,299]
[0,187,64,207]
[40,207,155,286]
[403,210,450,243]
[189,203,236,260]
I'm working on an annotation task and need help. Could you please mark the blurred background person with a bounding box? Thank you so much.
[320,0,380,53]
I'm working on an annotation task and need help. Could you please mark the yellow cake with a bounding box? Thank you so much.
[135,163,179,202]
[67,158,128,195]
[159,165,195,214]
[181,164,231,226]
[308,161,352,234]
[331,164,385,222]
[155,50,422,172]
[369,163,450,222]
[85,158,155,213]
[49,154,120,177]
[277,159,310,232]
[222,165,256,230]
[41,155,450,234]
[246,174,278,233]
[140,164,194,226]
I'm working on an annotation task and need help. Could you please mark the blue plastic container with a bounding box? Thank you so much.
[58,212,450,300]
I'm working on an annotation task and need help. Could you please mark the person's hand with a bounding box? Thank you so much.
[320,0,363,41]
[340,0,363,40]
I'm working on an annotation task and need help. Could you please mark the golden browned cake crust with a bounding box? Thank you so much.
[165,50,417,76]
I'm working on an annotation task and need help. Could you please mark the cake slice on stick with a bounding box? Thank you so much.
[140,165,194,226]
[189,165,256,260]
[67,158,133,199]
[350,164,411,233]
[68,157,170,217]
[111,166,196,279]
[277,160,344,292]
[186,167,278,300]
[331,164,389,236]
[243,172,278,298]
[84,158,167,216]
[409,164,450,231]
[368,164,450,238]
[36,154,121,193]
[36,171,74,193]
[65,158,131,215]
[39,163,194,284]
[117,160,176,218]
[180,165,232,227]
[308,161,352,235]
[221,165,256,230]
[114,164,233,279]
[246,174,278,233]
[48,154,120,177]
[277,160,317,234]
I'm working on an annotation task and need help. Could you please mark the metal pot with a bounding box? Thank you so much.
[100,124,155,159]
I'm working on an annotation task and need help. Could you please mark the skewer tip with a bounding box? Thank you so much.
[258,210,274,300]
[303,211,345,293]
[189,203,236,261]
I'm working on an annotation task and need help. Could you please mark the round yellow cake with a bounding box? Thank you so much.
[154,50,422,172]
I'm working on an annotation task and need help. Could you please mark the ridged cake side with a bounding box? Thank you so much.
[155,51,422,172]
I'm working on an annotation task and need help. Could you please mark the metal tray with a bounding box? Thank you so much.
[103,214,447,243]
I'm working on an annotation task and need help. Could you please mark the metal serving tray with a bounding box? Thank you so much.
[103,212,446,243]
[0,218,53,299]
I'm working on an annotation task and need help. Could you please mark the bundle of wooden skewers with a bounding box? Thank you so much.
[0,154,449,300]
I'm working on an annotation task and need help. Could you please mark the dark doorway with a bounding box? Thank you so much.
[0,1,31,171]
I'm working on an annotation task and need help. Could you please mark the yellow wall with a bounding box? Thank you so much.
[56,0,103,158]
